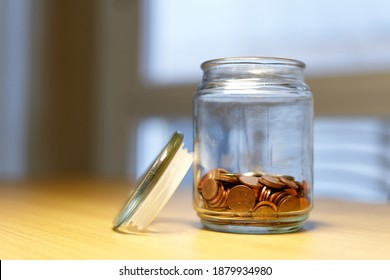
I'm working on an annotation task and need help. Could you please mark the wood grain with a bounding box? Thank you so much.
[1,179,389,260]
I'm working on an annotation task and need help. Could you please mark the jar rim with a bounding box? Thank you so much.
[201,56,306,70]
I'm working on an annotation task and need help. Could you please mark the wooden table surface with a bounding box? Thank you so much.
[0,179,389,260]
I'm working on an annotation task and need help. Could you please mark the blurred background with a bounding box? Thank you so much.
[0,0,389,203]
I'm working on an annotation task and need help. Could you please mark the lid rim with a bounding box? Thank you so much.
[113,132,191,232]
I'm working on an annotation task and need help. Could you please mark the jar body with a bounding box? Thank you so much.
[193,57,313,234]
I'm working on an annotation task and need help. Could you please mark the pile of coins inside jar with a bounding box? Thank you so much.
[197,168,310,215]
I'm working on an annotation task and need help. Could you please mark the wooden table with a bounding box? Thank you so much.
[1,179,389,260]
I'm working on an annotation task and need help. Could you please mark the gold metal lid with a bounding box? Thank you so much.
[113,132,193,233]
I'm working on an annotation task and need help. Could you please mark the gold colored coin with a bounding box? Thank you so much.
[227,185,256,212]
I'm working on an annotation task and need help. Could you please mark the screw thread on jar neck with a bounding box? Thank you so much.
[199,57,308,91]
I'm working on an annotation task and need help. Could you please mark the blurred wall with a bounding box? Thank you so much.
[1,0,390,181]
[0,0,105,179]
[27,0,99,176]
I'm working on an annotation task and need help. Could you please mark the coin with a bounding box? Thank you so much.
[201,178,220,200]
[254,206,276,215]
[279,176,298,189]
[299,197,309,209]
[242,171,265,177]
[198,168,228,190]
[207,185,225,206]
[215,173,240,184]
[302,180,310,196]
[279,175,295,181]
[264,189,272,201]
[269,191,283,202]
[273,192,289,207]
[278,195,300,212]
[295,180,303,194]
[285,188,298,197]
[239,176,260,188]
[252,187,261,201]
[259,174,285,189]
[198,168,310,215]
[259,186,268,201]
[253,201,278,212]
[219,189,229,208]
[227,185,256,212]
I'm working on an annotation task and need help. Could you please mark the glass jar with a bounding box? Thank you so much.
[193,57,313,234]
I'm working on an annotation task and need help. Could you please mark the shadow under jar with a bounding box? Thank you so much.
[193,57,313,234]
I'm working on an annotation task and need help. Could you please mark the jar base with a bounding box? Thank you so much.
[198,213,309,234]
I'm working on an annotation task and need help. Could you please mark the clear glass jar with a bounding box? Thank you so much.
[193,57,313,234]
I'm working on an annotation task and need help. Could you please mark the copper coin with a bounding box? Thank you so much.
[285,188,298,197]
[239,176,260,188]
[219,189,230,208]
[302,180,310,195]
[242,171,265,177]
[279,176,299,189]
[254,205,276,215]
[252,187,260,201]
[253,201,278,214]
[295,180,303,188]
[269,191,283,202]
[264,189,272,201]
[198,168,228,190]
[259,186,268,201]
[208,189,227,209]
[215,173,240,184]
[227,185,256,212]
[259,174,285,189]
[279,175,295,181]
[299,197,310,209]
[278,195,300,212]
[207,185,224,205]
[202,179,220,200]
[295,180,304,196]
[273,192,289,207]
[254,201,278,211]
[216,191,228,207]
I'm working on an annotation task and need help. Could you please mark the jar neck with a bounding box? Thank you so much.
[199,57,308,91]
